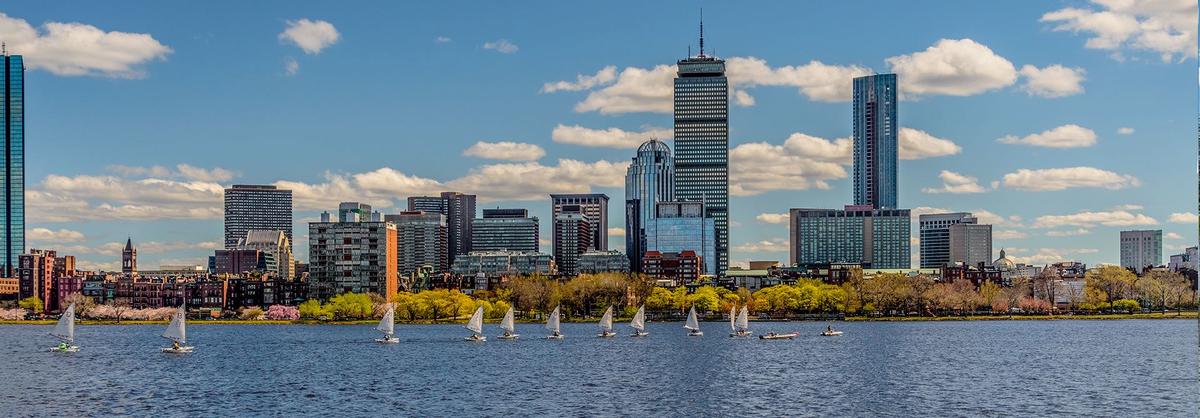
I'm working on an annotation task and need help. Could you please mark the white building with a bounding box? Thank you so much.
[1119,230,1162,274]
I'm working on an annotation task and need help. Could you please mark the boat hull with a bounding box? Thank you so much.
[687,330,704,337]
[759,333,798,340]
[464,335,487,342]
[729,331,752,337]
[50,346,79,353]
[498,334,520,340]
[161,346,195,353]
[630,331,649,337]
[546,334,564,340]
[597,331,617,338]
[375,337,400,344]
[820,331,844,337]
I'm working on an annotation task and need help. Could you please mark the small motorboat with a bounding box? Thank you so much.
[820,330,844,337]
[759,332,798,340]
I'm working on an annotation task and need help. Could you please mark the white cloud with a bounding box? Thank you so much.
[1046,228,1092,237]
[734,239,789,253]
[922,170,985,194]
[972,210,1015,227]
[1041,1,1197,62]
[60,240,220,258]
[435,36,452,44]
[998,124,1098,148]
[462,141,545,161]
[106,164,235,182]
[725,57,874,102]
[447,159,624,201]
[1169,212,1198,224]
[279,19,340,54]
[284,57,299,76]
[729,133,850,196]
[551,124,672,149]
[886,38,1018,97]
[1033,210,1158,228]
[1008,248,1099,265]
[607,227,625,237]
[175,164,236,182]
[28,228,85,243]
[1165,232,1183,240]
[899,128,962,160]
[483,39,518,54]
[0,12,171,78]
[1117,127,1135,135]
[28,169,226,222]
[541,66,617,93]
[994,230,1029,240]
[1018,64,1086,97]
[1114,204,1144,210]
[574,64,675,114]
[753,212,792,225]
[1002,167,1139,191]
[732,89,756,106]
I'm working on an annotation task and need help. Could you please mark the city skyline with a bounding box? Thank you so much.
[1,2,1195,270]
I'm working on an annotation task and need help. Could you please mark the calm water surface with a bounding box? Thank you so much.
[2,319,1196,416]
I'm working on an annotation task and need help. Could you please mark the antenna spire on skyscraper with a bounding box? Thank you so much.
[698,8,705,57]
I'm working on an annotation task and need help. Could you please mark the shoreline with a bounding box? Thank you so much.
[1,311,1193,325]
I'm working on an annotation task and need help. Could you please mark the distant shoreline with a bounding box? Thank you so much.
[1,311,1194,326]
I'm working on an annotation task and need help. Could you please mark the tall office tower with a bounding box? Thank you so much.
[550,194,609,251]
[674,20,729,275]
[625,139,674,272]
[789,205,911,269]
[553,208,592,276]
[645,201,715,276]
[224,185,293,250]
[919,212,976,268]
[234,230,295,279]
[308,212,398,301]
[472,208,539,253]
[852,74,898,210]
[1120,230,1162,274]
[384,211,448,275]
[407,192,476,264]
[949,223,993,267]
[1,52,23,277]
[122,238,137,276]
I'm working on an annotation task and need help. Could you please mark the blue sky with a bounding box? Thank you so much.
[3,1,1196,270]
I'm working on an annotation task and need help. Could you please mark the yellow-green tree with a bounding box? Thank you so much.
[298,299,329,319]
[18,296,43,315]
[644,287,675,311]
[327,293,374,320]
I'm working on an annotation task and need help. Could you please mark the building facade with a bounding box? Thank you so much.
[625,139,674,273]
[949,222,993,267]
[578,250,630,274]
[553,210,591,276]
[789,205,910,269]
[1169,246,1198,272]
[234,230,294,279]
[674,30,729,275]
[407,192,476,264]
[450,251,555,277]
[919,212,975,268]
[17,249,54,312]
[384,211,448,276]
[1,53,23,277]
[852,74,898,210]
[307,217,397,301]
[643,250,701,285]
[645,201,715,276]
[471,208,539,253]
[1120,230,1162,274]
[223,185,293,250]
[550,194,609,251]
[212,249,273,276]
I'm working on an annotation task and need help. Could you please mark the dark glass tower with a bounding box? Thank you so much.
[1,52,23,277]
[674,20,728,275]
[852,74,898,210]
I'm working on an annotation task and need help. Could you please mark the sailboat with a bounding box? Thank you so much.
[597,305,616,338]
[375,303,399,344]
[730,306,751,337]
[498,306,519,340]
[161,304,194,353]
[49,303,79,352]
[629,304,648,337]
[684,306,703,336]
[464,306,486,342]
[545,305,563,339]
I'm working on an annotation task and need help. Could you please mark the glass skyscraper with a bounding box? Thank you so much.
[625,139,674,271]
[674,27,728,275]
[1,53,23,277]
[645,201,716,276]
[852,74,898,210]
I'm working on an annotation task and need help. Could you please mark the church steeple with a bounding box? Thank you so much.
[122,237,137,276]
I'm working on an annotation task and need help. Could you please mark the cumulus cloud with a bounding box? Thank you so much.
[483,39,518,54]
[1007,247,1099,265]
[734,238,789,253]
[1117,127,1135,135]
[1019,64,1086,97]
[1046,228,1092,237]
[0,12,171,78]
[107,164,235,182]
[922,170,985,194]
[1001,167,1139,191]
[729,133,850,196]
[279,19,340,54]
[607,227,625,237]
[725,57,874,102]
[1032,210,1158,228]
[551,124,672,149]
[28,228,85,243]
[573,64,675,114]
[541,66,617,93]
[756,213,790,224]
[899,128,961,160]
[732,89,756,106]
[1041,1,1197,62]
[1168,212,1198,224]
[994,230,1029,240]
[462,141,545,161]
[886,38,1018,97]
[998,124,1098,148]
[1165,232,1183,240]
[28,169,226,222]
[447,159,624,201]
[62,240,220,257]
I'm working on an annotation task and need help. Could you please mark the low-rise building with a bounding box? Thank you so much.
[450,251,555,278]
[643,250,701,286]
[578,250,630,274]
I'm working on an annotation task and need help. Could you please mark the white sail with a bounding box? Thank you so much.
[545,306,561,333]
[376,304,395,336]
[51,303,76,343]
[630,305,645,331]
[736,306,750,331]
[500,307,516,333]
[162,304,187,344]
[599,306,614,332]
[684,306,700,331]
[729,306,737,332]
[466,306,484,335]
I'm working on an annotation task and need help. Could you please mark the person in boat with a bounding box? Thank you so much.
[172,340,180,350]
[58,342,67,350]
[826,325,834,333]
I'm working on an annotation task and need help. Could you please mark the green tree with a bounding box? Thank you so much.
[327,293,374,320]
[688,286,720,313]
[644,287,675,311]
[298,299,328,320]
[18,296,43,315]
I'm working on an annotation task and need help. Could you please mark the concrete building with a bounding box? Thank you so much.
[223,185,293,250]
[852,74,898,210]
[384,211,448,276]
[1,52,24,277]
[578,250,630,274]
[553,210,591,276]
[645,201,715,276]
[919,212,975,268]
[450,251,555,277]
[408,192,476,264]
[551,194,609,251]
[307,210,397,301]
[1169,246,1198,272]
[949,222,992,267]
[233,230,294,279]
[789,205,910,269]
[337,202,380,223]
[625,139,674,272]
[472,208,539,253]
[1120,230,1162,274]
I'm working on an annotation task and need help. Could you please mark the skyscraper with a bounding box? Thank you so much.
[1,52,23,277]
[645,201,715,276]
[553,208,591,276]
[919,212,976,268]
[949,222,993,267]
[472,208,539,253]
[852,74,898,209]
[407,192,476,264]
[550,194,609,251]
[789,205,910,269]
[224,185,293,250]
[625,139,674,271]
[674,20,728,275]
[384,211,448,276]
[308,209,397,301]
[1120,230,1162,274]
